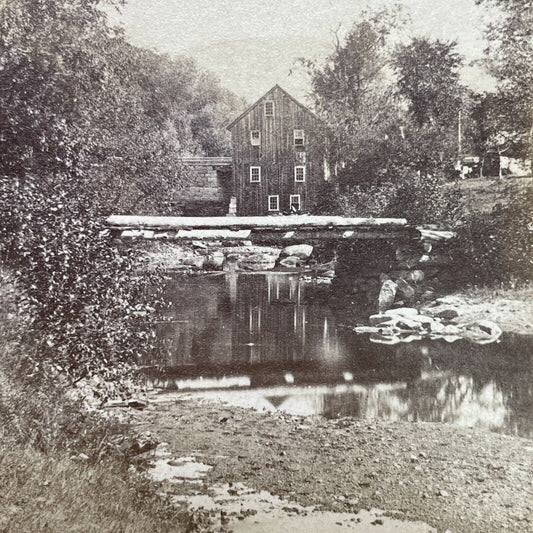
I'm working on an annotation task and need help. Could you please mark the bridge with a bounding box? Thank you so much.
[105,214,430,242]
[106,214,455,311]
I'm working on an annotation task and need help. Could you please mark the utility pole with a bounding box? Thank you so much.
[458,110,462,157]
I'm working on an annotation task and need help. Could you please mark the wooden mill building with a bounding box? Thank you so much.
[226,85,325,216]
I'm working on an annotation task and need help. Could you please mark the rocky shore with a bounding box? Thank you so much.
[115,396,533,533]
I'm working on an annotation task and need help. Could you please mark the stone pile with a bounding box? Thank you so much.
[335,230,456,312]
[139,241,324,273]
[352,307,502,345]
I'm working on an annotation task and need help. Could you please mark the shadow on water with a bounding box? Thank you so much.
[143,273,533,439]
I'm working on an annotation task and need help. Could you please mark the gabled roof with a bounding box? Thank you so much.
[226,84,318,130]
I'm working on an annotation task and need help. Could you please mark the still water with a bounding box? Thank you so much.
[145,273,532,439]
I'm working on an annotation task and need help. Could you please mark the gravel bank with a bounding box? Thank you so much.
[123,397,533,533]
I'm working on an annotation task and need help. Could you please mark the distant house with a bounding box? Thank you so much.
[227,85,324,216]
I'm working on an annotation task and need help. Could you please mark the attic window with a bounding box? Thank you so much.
[294,129,305,146]
[250,130,261,146]
[264,101,274,117]
[250,166,261,183]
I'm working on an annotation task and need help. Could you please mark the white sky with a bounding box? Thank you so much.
[107,0,497,103]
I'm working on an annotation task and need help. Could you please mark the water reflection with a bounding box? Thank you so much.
[145,273,533,438]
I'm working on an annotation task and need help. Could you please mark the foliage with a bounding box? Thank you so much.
[303,11,467,222]
[451,188,533,284]
[0,0,243,215]
[393,38,463,129]
[0,0,240,381]
[388,173,463,225]
[301,7,407,187]
[476,0,533,158]
[0,179,162,379]
[313,173,461,226]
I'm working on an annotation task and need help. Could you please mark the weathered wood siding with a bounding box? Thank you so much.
[229,86,323,216]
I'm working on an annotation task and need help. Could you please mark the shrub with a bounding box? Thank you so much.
[0,172,164,382]
[451,188,533,285]
[313,173,462,227]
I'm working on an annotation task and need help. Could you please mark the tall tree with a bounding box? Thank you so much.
[302,7,407,187]
[393,38,463,129]
[476,0,533,157]
[0,0,242,379]
[393,38,469,177]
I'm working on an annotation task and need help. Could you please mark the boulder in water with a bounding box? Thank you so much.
[378,280,398,311]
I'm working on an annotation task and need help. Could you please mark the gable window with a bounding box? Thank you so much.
[250,166,261,183]
[250,130,261,146]
[289,194,301,212]
[268,195,279,211]
[294,129,305,146]
[294,165,306,182]
[264,101,274,117]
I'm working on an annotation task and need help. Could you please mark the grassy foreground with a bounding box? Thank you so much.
[0,448,189,533]
[0,270,189,533]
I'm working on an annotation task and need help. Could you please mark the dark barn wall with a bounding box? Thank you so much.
[229,86,323,216]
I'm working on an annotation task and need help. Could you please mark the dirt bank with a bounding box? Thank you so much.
[121,397,533,533]
[421,285,533,335]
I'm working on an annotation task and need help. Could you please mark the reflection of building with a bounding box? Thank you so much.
[146,275,532,438]
[154,273,340,370]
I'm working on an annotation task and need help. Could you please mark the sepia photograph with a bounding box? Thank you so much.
[0,0,531,531]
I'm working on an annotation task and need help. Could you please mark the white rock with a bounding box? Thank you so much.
[378,280,398,311]
[282,244,313,259]
[384,307,419,318]
[279,256,302,269]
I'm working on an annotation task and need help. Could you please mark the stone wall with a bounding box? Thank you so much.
[175,164,233,216]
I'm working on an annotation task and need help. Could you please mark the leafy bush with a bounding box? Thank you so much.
[314,173,462,226]
[388,173,463,225]
[0,0,243,382]
[0,176,162,381]
[451,188,533,285]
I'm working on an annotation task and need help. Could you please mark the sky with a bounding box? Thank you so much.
[106,0,497,104]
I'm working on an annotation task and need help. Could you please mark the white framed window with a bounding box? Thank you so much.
[264,101,274,117]
[289,194,301,211]
[294,165,306,182]
[250,130,260,146]
[268,195,279,211]
[297,151,307,163]
[294,129,305,146]
[250,166,261,183]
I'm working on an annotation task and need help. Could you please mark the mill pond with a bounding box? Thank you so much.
[143,272,533,439]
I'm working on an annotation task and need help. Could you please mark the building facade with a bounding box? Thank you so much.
[227,85,324,216]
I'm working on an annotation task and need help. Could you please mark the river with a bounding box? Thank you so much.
[143,273,532,439]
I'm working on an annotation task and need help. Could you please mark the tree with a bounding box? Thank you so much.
[0,0,241,380]
[393,38,467,175]
[476,0,533,158]
[302,10,464,224]
[302,7,407,188]
[393,38,463,128]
